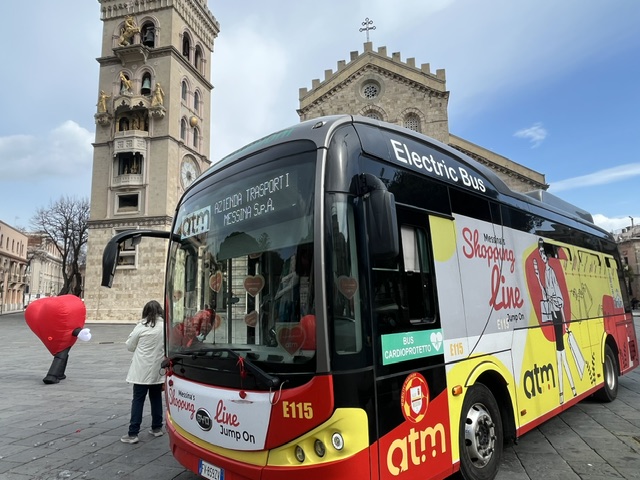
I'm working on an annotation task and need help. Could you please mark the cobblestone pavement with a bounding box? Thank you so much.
[1,311,640,480]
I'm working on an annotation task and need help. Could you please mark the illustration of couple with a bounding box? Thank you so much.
[532,238,585,405]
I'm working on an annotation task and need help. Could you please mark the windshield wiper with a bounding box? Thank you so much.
[170,347,280,388]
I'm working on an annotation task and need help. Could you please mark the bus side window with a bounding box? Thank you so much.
[372,265,406,331]
[373,223,437,333]
[401,225,436,324]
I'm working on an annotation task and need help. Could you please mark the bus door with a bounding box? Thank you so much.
[371,206,453,480]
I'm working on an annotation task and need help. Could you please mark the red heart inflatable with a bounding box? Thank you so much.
[25,295,86,355]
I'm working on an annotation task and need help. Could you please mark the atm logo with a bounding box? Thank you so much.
[523,363,556,399]
[386,424,446,475]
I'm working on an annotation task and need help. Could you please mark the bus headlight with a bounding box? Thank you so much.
[331,432,344,451]
[294,445,305,462]
[314,439,326,457]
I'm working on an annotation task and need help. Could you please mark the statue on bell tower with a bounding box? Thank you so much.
[151,82,165,107]
[97,90,111,113]
[118,15,140,46]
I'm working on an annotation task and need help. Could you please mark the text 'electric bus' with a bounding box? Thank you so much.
[102,115,638,480]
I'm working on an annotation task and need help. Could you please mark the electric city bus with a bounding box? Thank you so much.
[102,115,638,480]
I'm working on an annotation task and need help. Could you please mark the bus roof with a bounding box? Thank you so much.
[201,115,609,238]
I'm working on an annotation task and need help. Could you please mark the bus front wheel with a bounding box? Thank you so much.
[594,344,618,403]
[458,384,503,480]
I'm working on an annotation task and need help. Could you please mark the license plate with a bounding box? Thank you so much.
[199,459,224,480]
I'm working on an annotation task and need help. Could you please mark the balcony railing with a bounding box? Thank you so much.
[114,129,149,139]
[112,174,144,187]
[114,132,148,155]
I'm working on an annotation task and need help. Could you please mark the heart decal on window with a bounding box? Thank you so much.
[243,275,265,297]
[277,325,306,355]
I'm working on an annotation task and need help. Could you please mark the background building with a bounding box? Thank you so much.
[25,234,64,304]
[298,42,547,193]
[0,221,28,314]
[615,224,640,299]
[83,0,219,322]
[297,41,640,300]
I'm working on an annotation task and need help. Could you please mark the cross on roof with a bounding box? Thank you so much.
[359,17,376,42]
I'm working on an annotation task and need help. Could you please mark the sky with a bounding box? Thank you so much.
[1,0,639,233]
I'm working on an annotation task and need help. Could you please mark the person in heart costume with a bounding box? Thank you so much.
[25,295,91,384]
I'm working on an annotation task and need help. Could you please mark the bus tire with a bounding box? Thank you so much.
[594,344,618,403]
[459,384,503,480]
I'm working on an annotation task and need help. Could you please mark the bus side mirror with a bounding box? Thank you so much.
[367,188,399,260]
[101,229,175,288]
[101,240,121,288]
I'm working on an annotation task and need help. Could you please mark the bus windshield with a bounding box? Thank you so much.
[166,148,317,374]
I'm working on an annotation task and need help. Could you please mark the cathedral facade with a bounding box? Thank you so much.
[298,42,547,193]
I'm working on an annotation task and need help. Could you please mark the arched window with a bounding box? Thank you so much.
[141,72,152,96]
[194,91,200,113]
[404,113,421,132]
[193,127,200,149]
[141,22,155,48]
[364,110,381,121]
[195,46,203,71]
[181,81,188,102]
[182,33,191,60]
[180,119,187,141]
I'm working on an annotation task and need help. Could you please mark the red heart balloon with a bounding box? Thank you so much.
[25,295,86,355]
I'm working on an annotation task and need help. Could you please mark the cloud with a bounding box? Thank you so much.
[0,134,35,165]
[0,121,93,180]
[514,123,548,148]
[210,23,293,161]
[592,213,636,233]
[48,121,94,172]
[549,163,640,193]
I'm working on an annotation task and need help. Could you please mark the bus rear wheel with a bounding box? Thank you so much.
[594,344,618,403]
[459,384,503,480]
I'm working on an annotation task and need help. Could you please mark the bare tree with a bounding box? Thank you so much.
[31,196,90,297]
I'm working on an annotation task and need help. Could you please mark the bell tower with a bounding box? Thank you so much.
[84,0,219,322]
